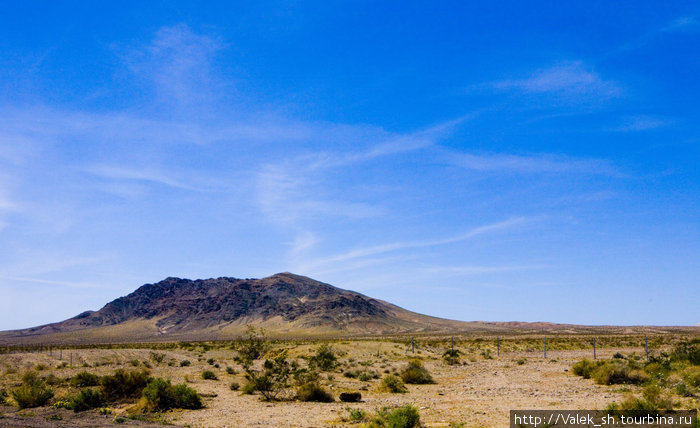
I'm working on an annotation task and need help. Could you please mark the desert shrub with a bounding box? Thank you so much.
[344,369,360,379]
[370,404,421,428]
[71,371,100,387]
[230,382,240,391]
[572,359,598,379]
[296,382,334,402]
[226,366,236,375]
[0,388,7,405]
[481,349,493,360]
[613,352,625,359]
[70,388,104,412]
[207,358,215,365]
[379,375,407,393]
[308,344,337,371]
[11,372,54,409]
[142,378,203,411]
[442,349,461,365]
[180,360,191,367]
[359,371,379,382]
[35,364,48,371]
[241,382,256,394]
[42,374,64,386]
[592,361,646,385]
[236,326,270,363]
[101,369,151,401]
[345,407,367,422]
[150,352,165,364]
[202,370,218,380]
[243,350,295,401]
[682,365,700,388]
[400,360,434,384]
[516,358,526,365]
[670,339,700,365]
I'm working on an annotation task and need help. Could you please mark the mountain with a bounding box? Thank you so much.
[0,273,491,344]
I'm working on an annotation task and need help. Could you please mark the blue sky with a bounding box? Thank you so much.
[0,1,698,329]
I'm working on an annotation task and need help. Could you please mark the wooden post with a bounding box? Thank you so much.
[411,337,415,353]
[593,338,596,360]
[497,337,500,357]
[544,336,547,358]
[645,337,649,362]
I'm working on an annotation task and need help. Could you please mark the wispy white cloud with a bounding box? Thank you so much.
[616,115,668,132]
[494,61,621,100]
[417,264,547,276]
[299,217,527,272]
[447,152,620,176]
[662,15,699,32]
[123,24,226,108]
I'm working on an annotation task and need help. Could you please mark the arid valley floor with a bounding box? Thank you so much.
[0,333,698,427]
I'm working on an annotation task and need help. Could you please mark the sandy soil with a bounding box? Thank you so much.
[0,343,689,427]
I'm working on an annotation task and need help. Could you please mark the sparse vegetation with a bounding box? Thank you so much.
[442,349,461,365]
[70,388,104,412]
[308,344,338,371]
[70,371,100,387]
[296,382,334,402]
[202,370,218,380]
[400,359,434,384]
[101,369,151,401]
[141,378,203,411]
[379,374,407,393]
[367,404,421,428]
[12,372,54,409]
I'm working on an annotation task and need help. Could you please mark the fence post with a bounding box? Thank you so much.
[645,337,649,362]
[593,338,596,360]
[451,337,454,351]
[544,336,547,358]
[411,337,415,353]
[497,337,500,357]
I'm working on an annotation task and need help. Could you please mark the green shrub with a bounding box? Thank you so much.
[243,350,295,401]
[230,382,240,391]
[296,382,334,402]
[180,360,191,367]
[592,362,646,385]
[0,388,7,405]
[241,382,256,394]
[442,349,461,365]
[11,372,54,409]
[400,360,434,384]
[70,389,104,412]
[370,404,421,428]
[346,407,367,422]
[236,326,270,363]
[101,369,151,401]
[150,352,165,364]
[379,375,407,393]
[202,370,218,380]
[344,369,360,379]
[670,339,700,365]
[308,344,337,371]
[71,371,100,387]
[572,359,597,379]
[226,366,236,375]
[207,358,215,365]
[142,378,203,411]
[516,358,526,365]
[359,371,378,382]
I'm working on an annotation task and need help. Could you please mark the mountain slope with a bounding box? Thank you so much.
[0,273,481,343]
